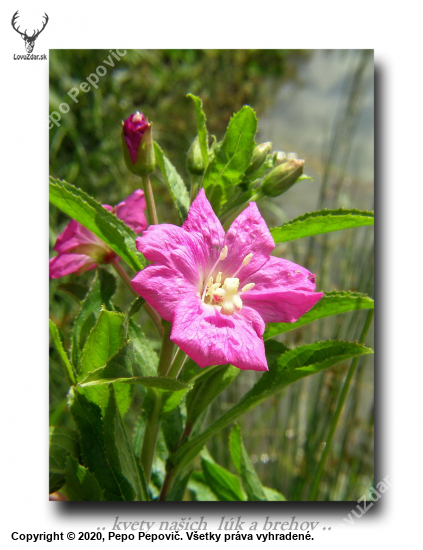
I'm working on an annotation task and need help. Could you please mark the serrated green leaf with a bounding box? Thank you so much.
[186,365,239,431]
[127,296,145,318]
[187,94,209,169]
[49,319,75,386]
[162,407,185,454]
[65,456,105,501]
[264,291,374,340]
[129,318,158,377]
[201,455,245,501]
[203,106,257,213]
[49,177,145,271]
[49,426,80,493]
[71,269,117,367]
[79,308,128,378]
[103,386,149,501]
[69,387,135,501]
[229,424,267,501]
[79,372,190,392]
[270,208,374,243]
[170,340,373,473]
[153,142,190,221]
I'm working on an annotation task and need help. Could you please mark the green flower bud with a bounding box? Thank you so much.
[186,136,204,175]
[245,142,273,176]
[261,158,305,197]
[121,112,155,176]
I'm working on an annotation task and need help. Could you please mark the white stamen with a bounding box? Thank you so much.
[216,271,222,284]
[233,295,243,311]
[219,245,228,261]
[241,283,255,292]
[242,253,253,266]
[233,252,254,278]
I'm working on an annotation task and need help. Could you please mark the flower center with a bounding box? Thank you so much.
[201,248,255,315]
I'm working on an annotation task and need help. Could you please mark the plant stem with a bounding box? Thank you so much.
[190,174,201,203]
[111,259,164,337]
[140,392,162,486]
[139,320,175,485]
[157,321,175,376]
[141,174,158,226]
[167,348,188,379]
[309,309,374,501]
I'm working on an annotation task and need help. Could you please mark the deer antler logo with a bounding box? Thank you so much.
[11,11,49,53]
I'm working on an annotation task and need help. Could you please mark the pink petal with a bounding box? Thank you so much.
[243,289,324,323]
[53,220,104,254]
[171,295,268,371]
[115,189,147,234]
[49,254,97,279]
[182,188,225,250]
[182,188,225,273]
[131,265,198,322]
[135,225,208,288]
[220,202,274,281]
[243,256,319,291]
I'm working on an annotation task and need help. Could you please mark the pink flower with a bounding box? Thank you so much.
[132,189,323,371]
[49,189,147,279]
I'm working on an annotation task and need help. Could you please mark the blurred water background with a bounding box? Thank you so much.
[49,49,374,501]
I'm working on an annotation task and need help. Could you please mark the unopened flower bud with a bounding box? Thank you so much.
[261,158,305,197]
[187,135,205,175]
[245,142,272,176]
[121,112,155,176]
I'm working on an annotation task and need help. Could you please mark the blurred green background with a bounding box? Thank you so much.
[49,49,374,501]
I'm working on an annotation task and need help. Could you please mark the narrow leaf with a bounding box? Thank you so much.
[270,208,374,243]
[187,94,209,169]
[49,319,75,386]
[49,177,145,271]
[229,424,267,501]
[201,456,245,501]
[203,106,257,213]
[153,142,190,221]
[170,340,373,472]
[264,291,374,339]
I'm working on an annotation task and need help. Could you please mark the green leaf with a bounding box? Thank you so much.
[229,424,267,501]
[127,296,145,318]
[170,340,373,473]
[188,475,218,501]
[49,319,75,386]
[263,486,287,501]
[79,372,190,393]
[203,106,257,213]
[49,426,80,493]
[153,142,190,221]
[270,208,374,243]
[162,407,185,454]
[65,457,104,501]
[264,291,374,340]
[103,386,149,501]
[201,455,245,501]
[79,308,128,378]
[187,94,209,169]
[69,387,135,501]
[186,365,239,431]
[129,318,158,377]
[56,282,88,303]
[166,469,192,501]
[71,269,117,367]
[49,177,145,271]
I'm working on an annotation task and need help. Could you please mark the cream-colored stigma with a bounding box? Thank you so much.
[201,248,255,315]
